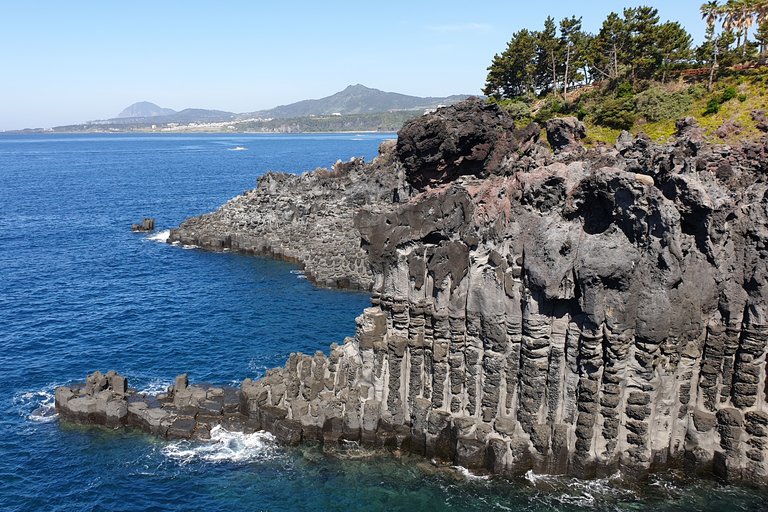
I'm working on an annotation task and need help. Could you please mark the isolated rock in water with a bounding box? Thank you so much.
[545,116,586,153]
[62,100,768,485]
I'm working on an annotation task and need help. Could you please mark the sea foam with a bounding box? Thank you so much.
[147,229,170,243]
[163,426,277,464]
[14,389,57,423]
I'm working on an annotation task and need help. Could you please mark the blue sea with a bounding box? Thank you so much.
[1,133,766,511]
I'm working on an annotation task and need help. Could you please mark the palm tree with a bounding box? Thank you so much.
[757,0,768,23]
[721,0,763,62]
[702,0,721,24]
[735,0,757,61]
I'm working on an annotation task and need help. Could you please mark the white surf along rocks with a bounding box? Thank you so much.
[59,99,768,484]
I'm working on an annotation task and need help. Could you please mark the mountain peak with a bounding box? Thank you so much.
[257,85,472,119]
[117,102,176,118]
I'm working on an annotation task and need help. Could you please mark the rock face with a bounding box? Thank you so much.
[61,99,768,484]
[545,116,587,153]
[168,144,404,290]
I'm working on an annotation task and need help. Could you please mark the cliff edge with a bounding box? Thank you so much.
[59,98,768,483]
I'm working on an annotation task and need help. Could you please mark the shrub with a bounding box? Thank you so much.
[721,86,737,102]
[704,97,721,115]
[615,82,634,99]
[533,107,553,124]
[596,97,636,129]
[738,94,747,102]
[635,87,692,122]
[688,84,705,99]
[500,100,531,120]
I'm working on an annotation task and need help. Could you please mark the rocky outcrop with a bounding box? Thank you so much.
[545,116,587,153]
[395,97,541,189]
[56,371,250,439]
[132,218,155,232]
[167,143,405,290]
[60,99,768,484]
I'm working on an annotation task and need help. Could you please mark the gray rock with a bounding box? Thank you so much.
[56,100,768,486]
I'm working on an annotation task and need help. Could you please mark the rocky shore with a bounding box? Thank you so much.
[167,145,407,290]
[58,98,768,484]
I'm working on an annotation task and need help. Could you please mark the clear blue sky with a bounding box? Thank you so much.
[0,1,707,131]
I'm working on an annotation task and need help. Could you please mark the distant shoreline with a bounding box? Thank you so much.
[1,129,397,135]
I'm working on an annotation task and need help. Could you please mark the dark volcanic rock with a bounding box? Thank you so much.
[752,110,768,132]
[546,116,586,153]
[676,116,705,141]
[61,99,768,485]
[167,143,405,291]
[396,98,539,189]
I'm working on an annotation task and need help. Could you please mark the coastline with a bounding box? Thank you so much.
[56,99,768,485]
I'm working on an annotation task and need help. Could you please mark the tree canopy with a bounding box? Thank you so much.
[484,3,766,103]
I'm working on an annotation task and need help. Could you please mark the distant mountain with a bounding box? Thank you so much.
[92,107,239,126]
[117,101,176,118]
[248,84,472,119]
[71,85,475,130]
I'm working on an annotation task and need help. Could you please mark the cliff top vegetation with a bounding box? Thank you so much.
[484,1,768,144]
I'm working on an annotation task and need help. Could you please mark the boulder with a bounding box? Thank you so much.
[545,116,586,153]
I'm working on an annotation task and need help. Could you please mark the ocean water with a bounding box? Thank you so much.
[1,133,766,511]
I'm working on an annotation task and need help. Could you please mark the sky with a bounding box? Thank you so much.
[0,1,708,131]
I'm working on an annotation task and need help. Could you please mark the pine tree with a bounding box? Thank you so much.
[559,16,584,101]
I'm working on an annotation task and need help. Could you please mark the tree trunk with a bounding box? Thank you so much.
[550,49,558,98]
[564,44,571,102]
[743,27,749,63]
[709,41,718,93]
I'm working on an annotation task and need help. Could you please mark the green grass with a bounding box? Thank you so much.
[515,68,768,146]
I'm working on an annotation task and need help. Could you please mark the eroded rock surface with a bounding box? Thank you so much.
[60,99,768,484]
[167,142,405,290]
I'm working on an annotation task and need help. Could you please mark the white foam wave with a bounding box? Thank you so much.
[136,378,172,396]
[452,465,490,481]
[526,470,635,507]
[163,426,277,463]
[146,229,170,243]
[525,469,553,485]
[182,244,199,250]
[14,389,58,423]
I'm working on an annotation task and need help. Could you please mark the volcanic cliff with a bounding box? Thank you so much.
[57,98,768,484]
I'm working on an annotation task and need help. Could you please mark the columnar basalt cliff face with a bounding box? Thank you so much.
[59,99,768,483]
[341,104,768,482]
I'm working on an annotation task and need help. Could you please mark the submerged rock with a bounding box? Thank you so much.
[61,100,768,484]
